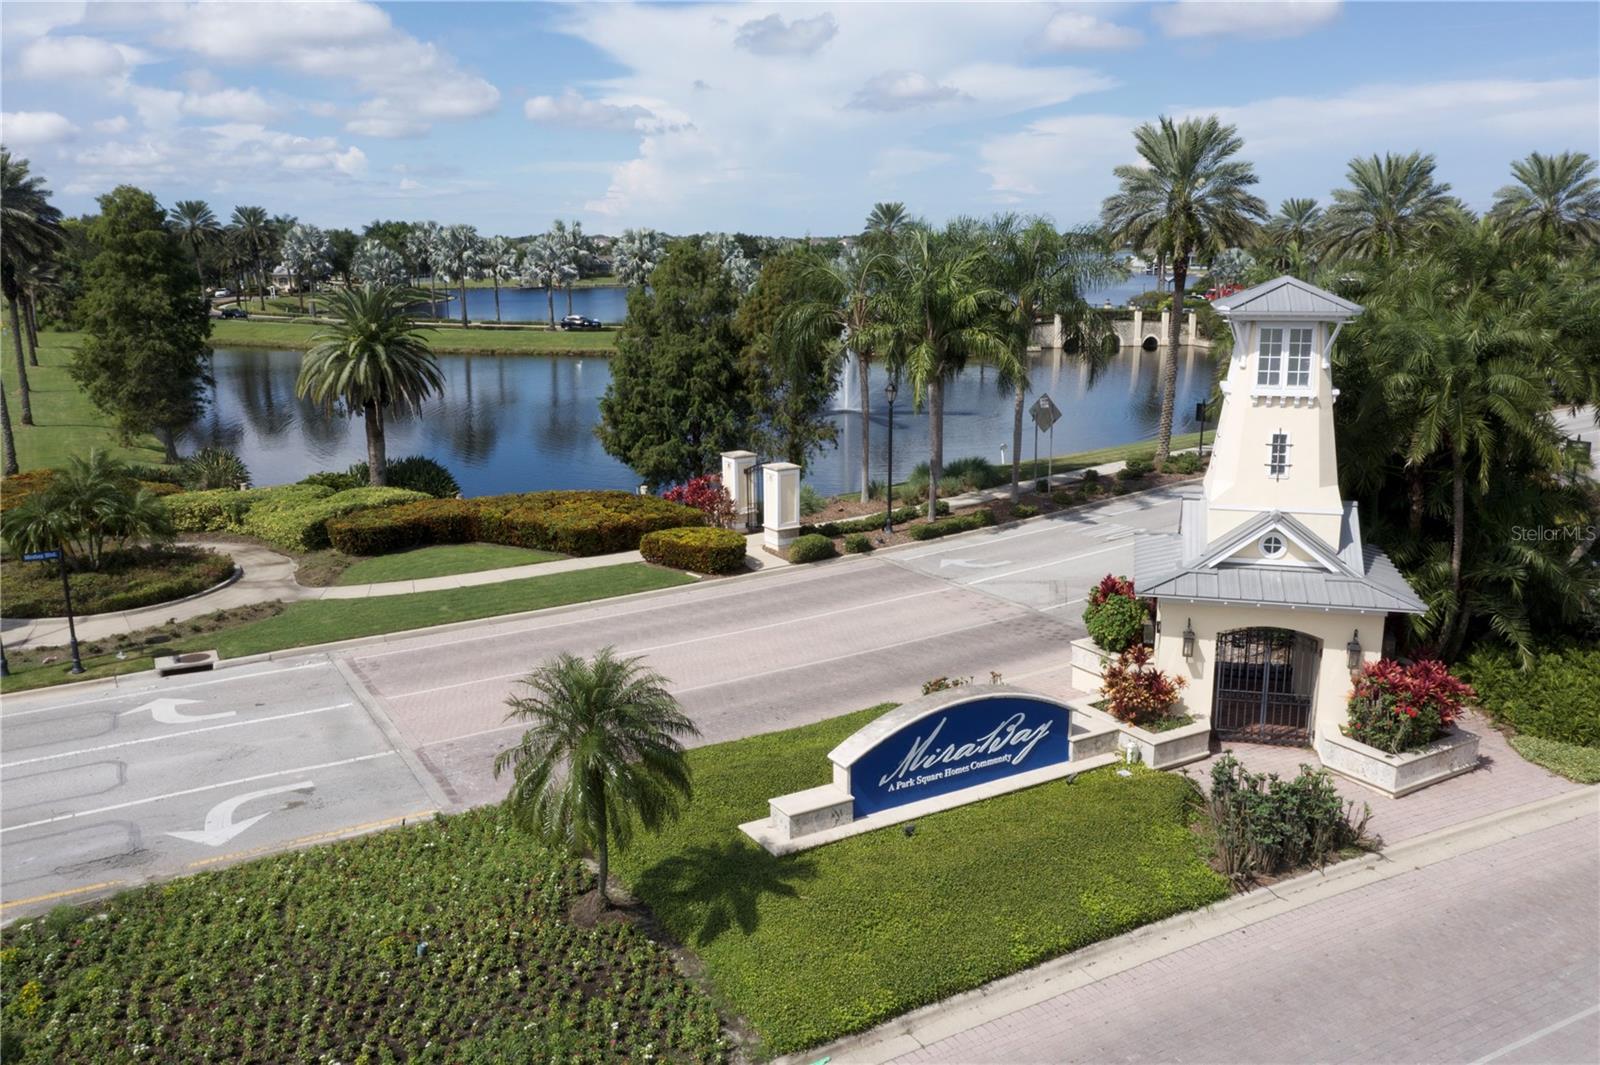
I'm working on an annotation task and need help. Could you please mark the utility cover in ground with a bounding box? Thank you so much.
[1030,394,1061,431]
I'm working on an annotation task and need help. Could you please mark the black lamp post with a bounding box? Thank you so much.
[883,377,899,534]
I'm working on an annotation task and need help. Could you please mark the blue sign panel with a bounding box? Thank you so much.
[22,550,61,562]
[847,695,1071,818]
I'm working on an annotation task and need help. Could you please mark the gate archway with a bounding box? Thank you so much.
[1212,628,1322,745]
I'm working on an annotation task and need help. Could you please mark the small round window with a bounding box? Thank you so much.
[1260,533,1286,558]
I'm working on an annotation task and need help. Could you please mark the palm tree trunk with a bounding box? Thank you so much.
[594,780,610,905]
[493,277,502,323]
[194,249,206,303]
[927,376,944,521]
[159,426,180,464]
[1155,255,1187,466]
[1,384,18,475]
[858,348,872,504]
[547,288,555,330]
[8,297,33,427]
[24,292,39,366]
[459,278,469,328]
[257,260,267,310]
[566,284,574,316]
[1010,377,1025,501]
[1408,468,1425,536]
[297,275,306,314]
[364,401,388,486]
[1449,445,1466,634]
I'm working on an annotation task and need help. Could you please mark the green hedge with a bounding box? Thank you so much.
[788,533,837,563]
[906,508,997,541]
[1458,642,1600,748]
[801,501,948,538]
[843,533,873,554]
[639,526,747,574]
[167,484,335,533]
[240,487,429,551]
[0,546,235,618]
[325,491,706,558]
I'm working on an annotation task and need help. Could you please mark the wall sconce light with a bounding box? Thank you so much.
[1142,616,1157,646]
[1182,620,1196,658]
[1346,630,1362,670]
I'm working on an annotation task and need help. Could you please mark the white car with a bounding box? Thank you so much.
[213,289,233,299]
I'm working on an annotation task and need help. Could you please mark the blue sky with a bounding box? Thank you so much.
[3,1,1596,236]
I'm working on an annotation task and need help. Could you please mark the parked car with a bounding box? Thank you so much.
[213,289,233,299]
[219,307,249,319]
[559,314,603,331]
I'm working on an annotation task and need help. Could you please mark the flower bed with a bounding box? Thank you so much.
[1321,658,1481,796]
[640,526,747,574]
[0,546,235,618]
[0,809,726,1063]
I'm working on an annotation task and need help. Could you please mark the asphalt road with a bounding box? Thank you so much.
[1,486,1189,917]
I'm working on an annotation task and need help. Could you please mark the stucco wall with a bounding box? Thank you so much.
[1152,601,1382,743]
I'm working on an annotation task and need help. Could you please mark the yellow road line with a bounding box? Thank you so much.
[184,809,437,869]
[2,879,125,913]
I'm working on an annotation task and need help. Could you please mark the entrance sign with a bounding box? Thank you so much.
[22,549,61,562]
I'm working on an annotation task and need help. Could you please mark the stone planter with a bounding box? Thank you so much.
[1120,717,1213,770]
[1315,726,1481,797]
[1069,635,1115,693]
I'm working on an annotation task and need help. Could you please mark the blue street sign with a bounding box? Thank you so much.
[23,550,61,562]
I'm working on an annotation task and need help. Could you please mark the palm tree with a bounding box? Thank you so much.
[1,386,17,475]
[883,225,1014,519]
[281,223,332,314]
[296,283,444,486]
[866,202,909,239]
[521,237,563,328]
[1259,198,1323,273]
[482,236,521,323]
[985,216,1120,498]
[778,244,894,502]
[549,219,588,315]
[613,227,663,288]
[1490,151,1600,247]
[1,149,63,427]
[0,450,174,571]
[14,255,59,366]
[169,199,221,301]
[435,224,484,328]
[494,647,700,907]
[1101,115,1266,465]
[1322,152,1458,261]
[406,221,443,312]
[229,206,271,309]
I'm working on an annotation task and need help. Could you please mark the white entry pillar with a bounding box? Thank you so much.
[1052,312,1063,350]
[1131,308,1143,344]
[763,462,802,552]
[1186,311,1197,346]
[1158,309,1170,346]
[721,450,758,526]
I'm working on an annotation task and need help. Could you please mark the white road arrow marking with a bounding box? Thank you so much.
[167,781,315,847]
[940,558,1013,570]
[117,698,235,725]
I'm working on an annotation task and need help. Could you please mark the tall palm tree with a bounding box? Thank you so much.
[613,227,663,288]
[865,202,909,239]
[435,224,484,328]
[985,216,1120,498]
[549,219,588,315]
[1,149,64,427]
[169,199,221,301]
[281,223,331,315]
[296,283,444,486]
[229,206,271,309]
[1,386,17,475]
[1322,152,1457,261]
[1259,197,1323,273]
[521,237,563,328]
[14,255,59,366]
[778,244,894,501]
[1101,115,1266,464]
[406,221,442,312]
[883,225,1014,519]
[1490,151,1600,247]
[481,236,521,323]
[494,647,699,907]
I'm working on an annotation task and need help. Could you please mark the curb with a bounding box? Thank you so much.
[776,786,1600,1065]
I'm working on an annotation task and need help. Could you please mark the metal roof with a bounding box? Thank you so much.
[1214,276,1363,321]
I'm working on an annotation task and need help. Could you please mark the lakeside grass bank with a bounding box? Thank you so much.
[210,318,618,355]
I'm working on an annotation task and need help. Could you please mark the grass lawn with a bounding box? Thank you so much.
[0,328,170,472]
[0,809,727,1063]
[0,562,693,694]
[614,706,1229,1057]
[210,318,617,355]
[1016,430,1206,479]
[1508,735,1600,784]
[335,542,563,585]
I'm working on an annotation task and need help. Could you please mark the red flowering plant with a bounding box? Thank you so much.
[1344,658,1476,754]
[1083,574,1148,652]
[662,474,736,529]
[1101,644,1187,728]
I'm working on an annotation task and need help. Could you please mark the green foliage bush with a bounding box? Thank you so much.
[179,447,251,490]
[0,809,726,1063]
[1012,503,1039,519]
[241,487,428,551]
[1080,468,1100,483]
[326,498,480,555]
[787,533,837,563]
[640,526,747,574]
[167,484,335,533]
[905,508,997,541]
[1084,574,1146,653]
[1203,754,1373,886]
[1118,457,1154,480]
[1458,642,1600,748]
[1051,489,1078,507]
[798,484,825,516]
[299,469,364,492]
[843,533,873,554]
[302,456,461,498]
[801,501,947,538]
[0,546,235,618]
[1508,735,1600,783]
[1165,451,1204,475]
[905,456,1002,496]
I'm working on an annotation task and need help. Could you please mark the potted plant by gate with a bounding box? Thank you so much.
[1099,645,1211,769]
[1317,658,1482,797]
[1070,574,1151,691]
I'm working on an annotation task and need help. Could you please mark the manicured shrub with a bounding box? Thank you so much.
[1101,644,1186,727]
[904,456,1002,497]
[1080,468,1100,483]
[1344,658,1476,753]
[802,501,947,538]
[139,480,183,497]
[787,533,837,563]
[0,469,56,513]
[180,447,252,490]
[327,498,480,555]
[1166,451,1204,475]
[1051,489,1078,507]
[167,484,336,533]
[843,533,873,554]
[1457,641,1600,748]
[0,545,235,617]
[640,525,747,574]
[1012,503,1039,520]
[1118,457,1154,480]
[663,474,736,527]
[1203,753,1374,885]
[299,469,364,492]
[905,508,997,541]
[798,484,825,516]
[1083,574,1146,652]
[241,487,429,551]
[477,491,704,556]
[1034,478,1048,494]
[346,455,461,498]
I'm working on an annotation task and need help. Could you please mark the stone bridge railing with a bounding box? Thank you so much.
[1030,309,1210,352]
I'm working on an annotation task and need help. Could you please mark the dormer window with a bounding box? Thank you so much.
[1267,431,1290,478]
[1259,533,1286,558]
[1286,327,1313,387]
[1256,329,1283,386]
[1255,325,1316,394]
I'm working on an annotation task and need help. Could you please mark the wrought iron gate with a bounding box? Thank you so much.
[1211,628,1321,745]
[741,461,762,532]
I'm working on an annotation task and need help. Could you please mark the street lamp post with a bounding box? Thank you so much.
[883,377,899,534]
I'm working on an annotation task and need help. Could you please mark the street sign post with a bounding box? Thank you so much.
[1029,394,1062,482]
[22,549,60,562]
[1195,400,1208,458]
[25,546,83,673]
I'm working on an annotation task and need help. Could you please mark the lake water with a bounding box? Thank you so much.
[186,344,1216,498]
[415,275,1164,327]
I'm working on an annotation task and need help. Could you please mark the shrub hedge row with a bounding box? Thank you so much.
[787,533,838,563]
[0,546,235,618]
[639,526,747,574]
[906,508,997,541]
[167,484,336,533]
[1458,641,1600,748]
[800,501,948,538]
[241,488,429,551]
[325,491,706,558]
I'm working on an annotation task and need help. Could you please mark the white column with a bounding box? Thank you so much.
[1052,312,1063,350]
[1158,310,1169,347]
[1131,308,1143,348]
[763,462,802,552]
[1186,311,1197,346]
[721,450,758,528]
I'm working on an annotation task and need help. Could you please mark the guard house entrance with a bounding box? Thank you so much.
[1212,627,1321,745]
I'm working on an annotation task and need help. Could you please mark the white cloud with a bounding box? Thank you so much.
[0,110,79,146]
[1156,0,1341,40]
[944,63,1117,112]
[523,89,669,133]
[2,2,89,45]
[980,114,1137,196]
[868,146,954,183]
[734,13,838,56]
[17,34,143,80]
[850,71,967,112]
[180,87,280,123]
[584,129,743,217]
[92,115,130,134]
[1041,11,1143,50]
